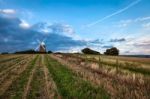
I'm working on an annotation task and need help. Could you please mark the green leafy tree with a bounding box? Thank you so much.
[104,47,119,56]
[82,48,100,55]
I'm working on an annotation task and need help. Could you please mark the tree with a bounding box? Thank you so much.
[81,48,100,55]
[1,52,9,54]
[14,49,36,54]
[104,47,119,56]
[47,50,53,54]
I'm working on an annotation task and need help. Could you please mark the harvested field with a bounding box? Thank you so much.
[0,54,149,99]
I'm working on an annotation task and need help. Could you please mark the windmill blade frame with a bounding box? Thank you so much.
[35,45,40,51]
[34,37,47,52]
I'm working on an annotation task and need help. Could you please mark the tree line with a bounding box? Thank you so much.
[1,47,119,56]
[82,47,119,56]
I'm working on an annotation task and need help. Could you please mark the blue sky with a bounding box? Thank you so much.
[0,0,150,54]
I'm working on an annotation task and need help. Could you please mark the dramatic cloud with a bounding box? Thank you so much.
[0,15,86,52]
[110,38,126,42]
[48,23,75,35]
[32,22,75,36]
[133,40,150,48]
[0,9,149,54]
[0,15,38,52]
[44,34,86,51]
[115,35,150,55]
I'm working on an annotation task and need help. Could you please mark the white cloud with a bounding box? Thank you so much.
[0,9,16,14]
[128,16,150,23]
[62,24,75,34]
[117,35,150,55]
[115,20,132,27]
[32,22,75,36]
[41,28,51,34]
[19,20,30,29]
[142,22,150,29]
[116,16,150,28]
[48,23,75,35]
[135,16,150,22]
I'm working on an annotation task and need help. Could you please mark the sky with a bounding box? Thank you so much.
[0,0,150,55]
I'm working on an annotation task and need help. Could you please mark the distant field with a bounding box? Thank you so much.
[0,54,150,99]
[78,54,150,64]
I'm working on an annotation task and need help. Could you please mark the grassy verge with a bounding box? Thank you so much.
[0,55,38,99]
[45,55,110,99]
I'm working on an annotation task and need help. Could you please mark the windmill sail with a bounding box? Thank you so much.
[34,39,47,52]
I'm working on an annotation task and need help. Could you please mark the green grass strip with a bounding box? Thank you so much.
[45,55,110,99]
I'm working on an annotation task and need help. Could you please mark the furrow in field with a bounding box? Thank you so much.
[0,55,22,63]
[0,55,38,99]
[26,55,60,99]
[0,55,33,96]
[22,55,39,99]
[42,55,60,99]
[26,55,48,99]
[0,55,31,84]
[52,54,150,99]
[0,54,19,61]
[0,55,30,76]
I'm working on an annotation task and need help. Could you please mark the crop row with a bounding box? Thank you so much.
[0,55,38,99]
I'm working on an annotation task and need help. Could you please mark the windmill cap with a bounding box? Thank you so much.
[41,42,45,45]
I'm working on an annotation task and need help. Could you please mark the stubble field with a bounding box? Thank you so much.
[0,54,150,99]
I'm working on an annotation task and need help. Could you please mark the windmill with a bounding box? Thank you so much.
[35,38,47,53]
